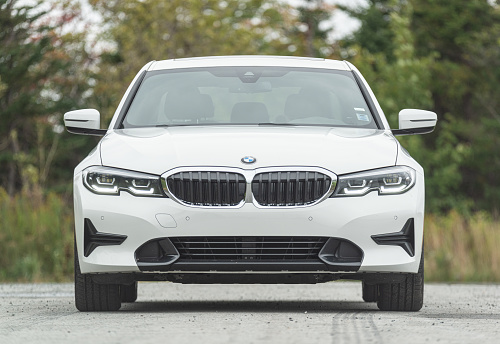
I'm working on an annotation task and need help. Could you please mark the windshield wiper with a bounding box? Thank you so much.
[153,123,298,127]
[257,122,297,126]
[155,124,194,127]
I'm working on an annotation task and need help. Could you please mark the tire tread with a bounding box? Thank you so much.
[74,246,121,312]
[362,282,378,302]
[120,282,138,303]
[377,253,424,312]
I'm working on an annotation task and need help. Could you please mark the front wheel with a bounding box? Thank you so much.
[362,282,378,302]
[376,253,424,311]
[120,282,138,303]
[74,247,121,311]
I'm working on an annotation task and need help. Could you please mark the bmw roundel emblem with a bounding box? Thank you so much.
[241,156,256,164]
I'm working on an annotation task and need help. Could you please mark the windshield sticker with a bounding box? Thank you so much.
[354,107,366,112]
[356,113,369,122]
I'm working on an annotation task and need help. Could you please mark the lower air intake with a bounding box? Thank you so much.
[170,236,328,261]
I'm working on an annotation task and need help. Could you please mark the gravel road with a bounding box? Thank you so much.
[0,282,498,344]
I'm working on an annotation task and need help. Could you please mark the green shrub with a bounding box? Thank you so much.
[0,188,74,282]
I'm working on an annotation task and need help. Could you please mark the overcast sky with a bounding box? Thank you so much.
[76,0,366,41]
[285,0,366,39]
[30,0,367,54]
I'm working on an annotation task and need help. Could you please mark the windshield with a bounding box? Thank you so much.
[120,67,378,129]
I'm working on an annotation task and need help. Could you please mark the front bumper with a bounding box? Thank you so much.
[74,170,424,275]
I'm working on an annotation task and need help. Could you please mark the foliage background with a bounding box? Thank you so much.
[0,0,499,282]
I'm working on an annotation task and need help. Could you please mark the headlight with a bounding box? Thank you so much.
[83,166,165,197]
[331,166,416,197]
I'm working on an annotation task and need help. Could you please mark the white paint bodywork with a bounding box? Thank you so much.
[398,109,438,130]
[73,56,426,276]
[64,109,100,130]
[97,127,398,176]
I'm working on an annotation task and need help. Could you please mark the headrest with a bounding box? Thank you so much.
[284,88,333,120]
[284,95,309,120]
[230,102,269,123]
[164,90,214,121]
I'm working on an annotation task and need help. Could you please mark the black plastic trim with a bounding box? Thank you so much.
[167,171,246,206]
[169,260,359,272]
[392,126,435,136]
[65,119,89,123]
[318,238,364,265]
[83,218,127,257]
[342,272,407,284]
[66,127,107,136]
[252,171,331,206]
[114,70,147,129]
[135,236,363,272]
[410,119,435,122]
[89,271,407,285]
[135,238,180,270]
[171,236,328,261]
[147,273,340,284]
[351,70,383,129]
[371,218,415,257]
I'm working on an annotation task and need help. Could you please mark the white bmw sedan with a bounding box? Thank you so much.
[64,56,437,312]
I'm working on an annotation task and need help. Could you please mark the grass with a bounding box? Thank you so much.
[0,188,74,282]
[0,189,498,282]
[424,211,500,282]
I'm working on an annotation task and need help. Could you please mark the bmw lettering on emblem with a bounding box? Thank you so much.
[241,156,256,164]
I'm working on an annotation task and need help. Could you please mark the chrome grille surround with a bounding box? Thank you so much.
[161,166,337,208]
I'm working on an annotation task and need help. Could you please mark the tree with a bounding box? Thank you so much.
[0,0,95,197]
[339,0,396,60]
[337,0,470,212]
[295,0,335,57]
[89,0,335,122]
[339,0,500,212]
[411,0,500,210]
[91,0,275,121]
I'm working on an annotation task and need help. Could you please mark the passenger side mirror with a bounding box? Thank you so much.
[392,109,437,136]
[64,109,107,136]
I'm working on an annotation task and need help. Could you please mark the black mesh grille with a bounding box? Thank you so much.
[171,236,328,261]
[252,171,331,206]
[166,172,246,206]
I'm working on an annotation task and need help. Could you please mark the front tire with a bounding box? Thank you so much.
[376,252,424,311]
[74,248,121,311]
[362,282,378,302]
[120,282,138,303]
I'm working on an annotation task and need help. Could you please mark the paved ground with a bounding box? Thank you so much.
[0,282,498,344]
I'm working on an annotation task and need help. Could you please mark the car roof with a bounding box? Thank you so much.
[149,55,351,71]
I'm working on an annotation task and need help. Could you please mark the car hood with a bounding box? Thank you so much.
[99,126,398,175]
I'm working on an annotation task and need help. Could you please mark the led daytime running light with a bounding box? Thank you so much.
[83,166,164,197]
[332,166,416,197]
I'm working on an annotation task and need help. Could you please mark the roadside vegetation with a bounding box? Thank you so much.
[1,0,499,282]
[425,211,500,282]
[0,189,73,282]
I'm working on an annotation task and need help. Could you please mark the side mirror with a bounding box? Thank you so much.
[64,109,107,136]
[392,109,437,136]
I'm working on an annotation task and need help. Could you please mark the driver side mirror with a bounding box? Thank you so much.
[392,109,437,136]
[64,109,107,136]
